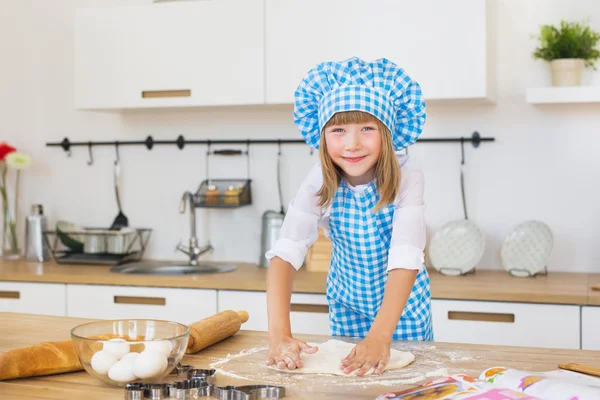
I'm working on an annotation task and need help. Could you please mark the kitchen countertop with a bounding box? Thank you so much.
[1,312,600,400]
[0,259,599,305]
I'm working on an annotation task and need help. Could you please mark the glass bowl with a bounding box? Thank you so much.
[71,319,190,387]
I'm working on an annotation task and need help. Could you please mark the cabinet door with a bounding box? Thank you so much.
[66,285,217,325]
[218,290,331,336]
[432,300,580,349]
[75,0,264,110]
[582,306,600,350]
[0,282,66,316]
[265,0,494,104]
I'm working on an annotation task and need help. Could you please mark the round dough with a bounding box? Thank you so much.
[267,339,415,376]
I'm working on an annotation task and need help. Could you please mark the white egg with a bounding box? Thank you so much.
[132,349,168,379]
[90,350,119,375]
[120,352,140,363]
[108,353,138,383]
[103,338,130,359]
[143,340,172,357]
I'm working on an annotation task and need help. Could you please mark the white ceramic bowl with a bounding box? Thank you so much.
[427,219,485,276]
[501,220,553,277]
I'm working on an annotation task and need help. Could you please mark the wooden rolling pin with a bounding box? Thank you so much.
[591,284,600,291]
[558,363,600,378]
[186,310,249,353]
[0,310,248,380]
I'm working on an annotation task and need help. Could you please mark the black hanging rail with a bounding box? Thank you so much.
[46,131,494,154]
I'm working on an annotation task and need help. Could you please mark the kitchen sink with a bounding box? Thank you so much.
[110,260,236,275]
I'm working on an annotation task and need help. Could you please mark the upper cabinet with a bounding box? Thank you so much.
[74,0,495,110]
[265,0,496,105]
[74,0,265,110]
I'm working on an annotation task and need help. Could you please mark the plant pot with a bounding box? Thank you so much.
[549,59,585,86]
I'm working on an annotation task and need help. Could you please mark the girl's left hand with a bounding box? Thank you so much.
[340,335,390,375]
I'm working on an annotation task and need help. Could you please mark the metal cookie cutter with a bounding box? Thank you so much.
[171,363,195,377]
[213,384,286,400]
[173,379,213,399]
[142,383,171,400]
[187,368,217,384]
[125,383,144,400]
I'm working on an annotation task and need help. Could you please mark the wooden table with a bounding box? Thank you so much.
[1,313,599,399]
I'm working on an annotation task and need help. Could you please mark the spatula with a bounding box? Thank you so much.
[109,158,128,230]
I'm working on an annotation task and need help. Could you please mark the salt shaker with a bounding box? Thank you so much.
[24,204,50,262]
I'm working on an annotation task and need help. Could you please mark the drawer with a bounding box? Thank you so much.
[431,299,580,349]
[218,290,330,336]
[0,282,66,316]
[66,284,217,325]
[582,306,600,350]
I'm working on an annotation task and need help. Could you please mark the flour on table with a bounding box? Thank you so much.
[265,339,415,376]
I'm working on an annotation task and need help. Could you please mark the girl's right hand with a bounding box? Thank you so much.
[265,335,318,370]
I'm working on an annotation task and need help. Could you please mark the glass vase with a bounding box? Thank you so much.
[2,201,20,260]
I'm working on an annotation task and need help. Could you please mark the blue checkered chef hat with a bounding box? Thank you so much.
[294,57,426,150]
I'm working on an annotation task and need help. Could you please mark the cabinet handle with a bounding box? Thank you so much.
[114,296,166,306]
[0,291,20,299]
[141,89,191,98]
[290,304,329,314]
[448,311,514,323]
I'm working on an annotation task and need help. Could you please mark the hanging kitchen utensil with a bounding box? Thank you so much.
[258,142,286,268]
[427,138,485,276]
[109,144,129,230]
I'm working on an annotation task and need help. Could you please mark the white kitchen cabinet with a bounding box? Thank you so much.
[431,299,580,349]
[265,0,495,104]
[0,282,66,316]
[218,290,331,336]
[582,306,600,350]
[66,284,217,325]
[74,0,264,110]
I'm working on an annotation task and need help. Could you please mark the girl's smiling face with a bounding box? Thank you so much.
[324,121,382,186]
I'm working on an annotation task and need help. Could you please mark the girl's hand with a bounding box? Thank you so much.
[340,336,390,376]
[265,335,318,370]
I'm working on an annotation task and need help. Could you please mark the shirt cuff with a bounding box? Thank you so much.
[265,238,309,270]
[387,245,425,272]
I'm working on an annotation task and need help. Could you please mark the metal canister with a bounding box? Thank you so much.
[24,204,51,262]
[258,210,284,268]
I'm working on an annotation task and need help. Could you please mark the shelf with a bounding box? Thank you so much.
[526,86,600,104]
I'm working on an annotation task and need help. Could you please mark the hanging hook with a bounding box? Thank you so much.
[460,137,465,165]
[310,146,314,156]
[277,139,282,156]
[206,140,211,186]
[115,141,120,162]
[246,140,251,180]
[87,142,94,166]
[61,138,72,157]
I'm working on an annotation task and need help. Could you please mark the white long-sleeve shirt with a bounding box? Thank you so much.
[265,154,426,272]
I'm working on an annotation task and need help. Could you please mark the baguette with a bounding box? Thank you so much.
[0,340,83,380]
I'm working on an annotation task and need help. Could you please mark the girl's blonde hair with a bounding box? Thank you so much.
[316,111,400,212]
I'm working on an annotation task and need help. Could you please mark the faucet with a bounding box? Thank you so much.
[176,191,212,266]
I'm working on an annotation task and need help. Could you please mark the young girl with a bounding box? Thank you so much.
[264,57,432,376]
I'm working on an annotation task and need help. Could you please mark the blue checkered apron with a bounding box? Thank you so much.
[326,180,433,341]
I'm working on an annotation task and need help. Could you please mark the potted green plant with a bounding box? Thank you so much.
[532,20,600,86]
